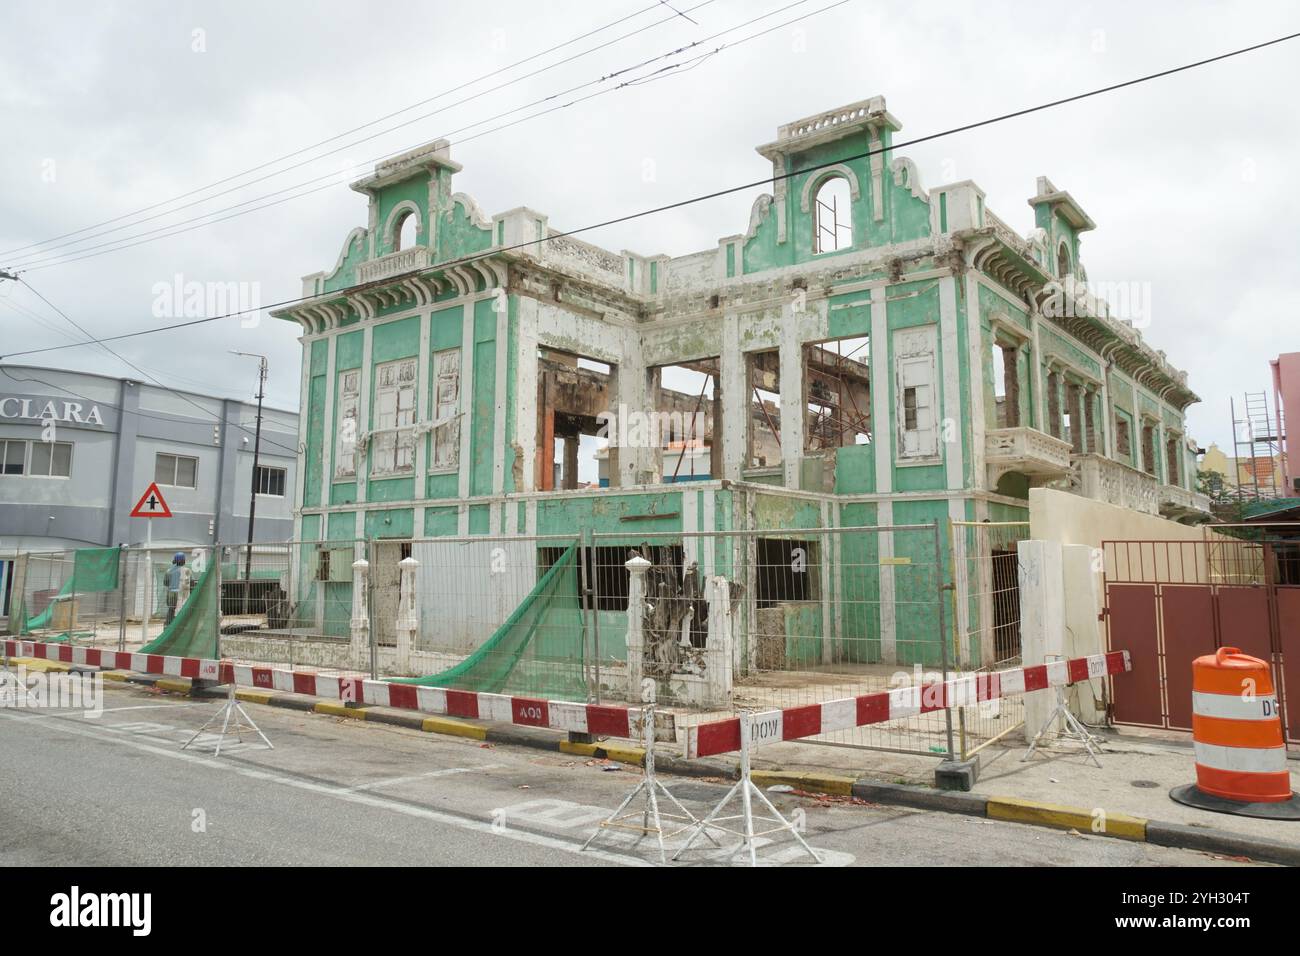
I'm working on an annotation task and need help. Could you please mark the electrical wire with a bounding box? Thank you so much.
[4,26,1296,362]
[12,279,301,455]
[4,0,812,272]
[0,0,710,260]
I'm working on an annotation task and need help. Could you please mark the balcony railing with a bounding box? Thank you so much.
[357,245,431,285]
[985,426,1073,485]
[1068,453,1159,515]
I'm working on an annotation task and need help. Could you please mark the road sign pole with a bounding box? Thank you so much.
[140,519,152,644]
[117,544,128,653]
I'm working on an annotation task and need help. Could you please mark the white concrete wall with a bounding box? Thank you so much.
[1018,539,1064,739]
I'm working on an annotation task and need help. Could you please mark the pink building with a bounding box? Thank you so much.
[1272,352,1300,496]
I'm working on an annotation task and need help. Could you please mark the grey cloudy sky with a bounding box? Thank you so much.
[2,0,1296,452]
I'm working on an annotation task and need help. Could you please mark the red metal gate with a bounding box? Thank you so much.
[1103,537,1298,746]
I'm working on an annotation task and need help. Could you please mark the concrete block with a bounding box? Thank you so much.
[934,757,980,792]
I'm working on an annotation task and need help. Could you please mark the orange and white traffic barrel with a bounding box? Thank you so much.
[1170,647,1299,819]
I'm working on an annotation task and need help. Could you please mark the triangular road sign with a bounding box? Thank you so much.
[130,481,173,518]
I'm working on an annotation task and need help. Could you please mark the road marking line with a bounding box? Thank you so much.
[0,701,192,723]
[342,766,503,792]
[0,709,648,867]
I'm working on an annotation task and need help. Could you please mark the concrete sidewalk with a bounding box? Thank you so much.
[729,724,1300,858]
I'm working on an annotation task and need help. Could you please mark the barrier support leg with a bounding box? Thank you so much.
[673,713,821,867]
[182,685,273,758]
[581,704,712,864]
[1023,679,1103,769]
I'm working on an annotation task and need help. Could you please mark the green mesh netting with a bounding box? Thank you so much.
[20,547,120,635]
[391,544,587,699]
[138,563,220,658]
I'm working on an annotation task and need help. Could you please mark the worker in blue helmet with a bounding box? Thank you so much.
[164,552,190,625]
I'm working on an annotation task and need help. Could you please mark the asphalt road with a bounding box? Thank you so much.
[0,681,1257,867]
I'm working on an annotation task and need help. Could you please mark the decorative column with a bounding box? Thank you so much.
[350,558,370,661]
[705,576,734,707]
[624,555,650,700]
[396,555,420,671]
[1083,385,1098,453]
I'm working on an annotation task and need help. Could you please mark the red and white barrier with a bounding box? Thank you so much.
[3,639,653,740]
[6,639,1128,760]
[683,651,1131,758]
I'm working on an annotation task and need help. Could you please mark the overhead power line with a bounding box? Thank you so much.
[11,278,300,456]
[3,27,1296,363]
[0,0,710,260]
[4,0,815,273]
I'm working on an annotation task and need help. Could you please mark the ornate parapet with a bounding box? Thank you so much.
[357,245,431,285]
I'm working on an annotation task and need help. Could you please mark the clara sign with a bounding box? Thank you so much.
[0,396,106,427]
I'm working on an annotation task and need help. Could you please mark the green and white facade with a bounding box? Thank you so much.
[273,96,1209,669]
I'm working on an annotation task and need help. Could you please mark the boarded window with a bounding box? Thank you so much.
[372,358,418,477]
[335,370,361,479]
[895,327,938,459]
[432,348,461,469]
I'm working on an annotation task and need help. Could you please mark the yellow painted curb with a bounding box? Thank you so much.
[101,671,131,682]
[986,797,1148,841]
[155,678,192,694]
[600,744,646,765]
[752,770,856,797]
[235,689,275,705]
[315,701,367,719]
[557,739,644,763]
[10,657,71,673]
[421,716,487,740]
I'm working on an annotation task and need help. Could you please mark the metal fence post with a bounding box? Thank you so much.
[215,547,224,660]
[117,544,128,652]
[589,529,601,704]
[934,520,955,760]
[367,539,378,682]
[576,528,602,704]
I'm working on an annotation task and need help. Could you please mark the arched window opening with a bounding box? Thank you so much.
[1057,241,1071,278]
[813,176,853,254]
[394,211,419,252]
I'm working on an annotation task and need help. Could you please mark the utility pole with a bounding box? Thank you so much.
[231,351,267,585]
